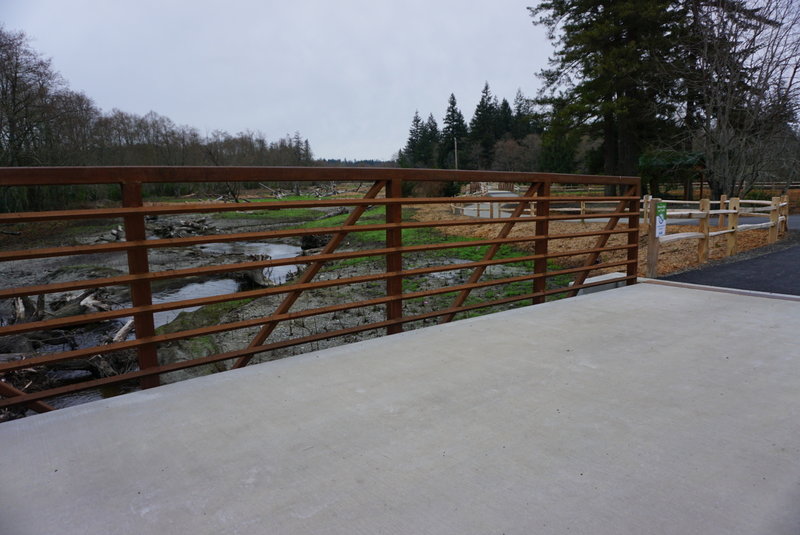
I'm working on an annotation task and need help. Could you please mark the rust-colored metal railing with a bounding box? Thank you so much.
[0,167,640,417]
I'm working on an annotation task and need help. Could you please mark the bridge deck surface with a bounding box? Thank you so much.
[1,282,799,534]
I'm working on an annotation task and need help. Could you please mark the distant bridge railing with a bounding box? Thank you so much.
[0,167,640,417]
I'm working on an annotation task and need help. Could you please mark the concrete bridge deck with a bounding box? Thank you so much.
[1,282,799,534]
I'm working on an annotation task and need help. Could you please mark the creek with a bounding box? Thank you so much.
[152,241,302,326]
[13,240,304,412]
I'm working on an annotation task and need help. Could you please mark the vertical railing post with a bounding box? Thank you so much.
[718,194,728,227]
[122,182,159,389]
[627,189,641,284]
[533,181,550,304]
[386,178,403,335]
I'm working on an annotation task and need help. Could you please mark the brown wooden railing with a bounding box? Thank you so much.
[0,167,640,417]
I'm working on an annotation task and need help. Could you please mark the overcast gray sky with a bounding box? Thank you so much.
[2,0,552,161]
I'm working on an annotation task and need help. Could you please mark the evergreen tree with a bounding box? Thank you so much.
[398,111,440,168]
[512,89,535,139]
[439,93,468,169]
[420,113,440,167]
[398,111,425,167]
[495,98,514,140]
[531,0,678,182]
[538,96,581,173]
[469,82,499,169]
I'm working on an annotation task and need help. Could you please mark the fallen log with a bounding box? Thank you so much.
[110,319,135,344]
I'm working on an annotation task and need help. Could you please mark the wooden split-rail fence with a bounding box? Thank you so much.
[451,192,791,278]
[643,195,791,278]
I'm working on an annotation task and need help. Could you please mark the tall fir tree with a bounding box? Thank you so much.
[495,98,514,140]
[439,93,468,169]
[512,89,540,140]
[469,82,500,169]
[399,111,440,168]
[420,113,440,167]
[398,111,424,167]
[531,0,678,185]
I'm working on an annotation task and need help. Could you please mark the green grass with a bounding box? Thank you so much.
[156,297,255,335]
[299,206,387,230]
[295,206,537,265]
[211,195,325,221]
[250,195,318,202]
[215,207,321,220]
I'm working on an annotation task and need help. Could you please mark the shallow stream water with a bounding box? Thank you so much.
[30,241,304,411]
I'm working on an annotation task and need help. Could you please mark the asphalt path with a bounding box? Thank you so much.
[662,229,800,296]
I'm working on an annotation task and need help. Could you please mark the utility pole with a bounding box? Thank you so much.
[454,137,458,170]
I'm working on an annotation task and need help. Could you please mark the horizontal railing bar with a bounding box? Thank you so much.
[658,232,705,243]
[708,229,736,237]
[738,199,773,206]
[1,228,636,297]
[0,209,635,263]
[0,274,636,408]
[0,241,637,337]
[1,239,635,302]
[0,196,639,223]
[742,206,774,213]
[0,166,639,187]
[666,211,707,218]
[738,222,774,231]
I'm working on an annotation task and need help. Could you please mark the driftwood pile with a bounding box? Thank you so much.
[1,290,135,382]
[150,217,217,239]
[94,218,218,242]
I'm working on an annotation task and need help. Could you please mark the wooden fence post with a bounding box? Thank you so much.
[726,197,740,257]
[769,196,780,243]
[718,194,727,227]
[646,197,660,278]
[698,198,710,263]
[780,194,790,233]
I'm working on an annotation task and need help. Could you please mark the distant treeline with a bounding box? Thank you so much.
[398,85,555,174]
[0,26,314,212]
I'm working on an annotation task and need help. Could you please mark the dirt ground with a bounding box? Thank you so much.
[411,204,779,277]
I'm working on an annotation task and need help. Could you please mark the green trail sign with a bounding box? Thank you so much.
[655,202,667,237]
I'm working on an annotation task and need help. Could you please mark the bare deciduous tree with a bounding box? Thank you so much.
[683,0,800,197]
